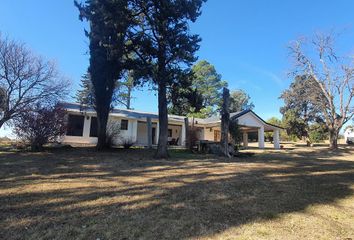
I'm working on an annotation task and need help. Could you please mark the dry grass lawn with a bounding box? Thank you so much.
[0,145,353,240]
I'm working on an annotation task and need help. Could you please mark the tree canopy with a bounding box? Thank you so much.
[0,34,68,129]
[229,89,254,112]
[168,60,227,118]
[288,33,354,148]
[280,75,324,141]
[75,0,133,150]
[130,0,206,158]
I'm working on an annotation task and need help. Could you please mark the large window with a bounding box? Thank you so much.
[66,115,85,136]
[90,117,98,137]
[121,119,128,130]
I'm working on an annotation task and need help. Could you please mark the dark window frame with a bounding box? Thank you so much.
[66,115,85,137]
[121,119,128,130]
[168,129,172,138]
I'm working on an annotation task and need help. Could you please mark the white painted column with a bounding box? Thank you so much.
[147,117,152,148]
[131,120,138,143]
[156,121,159,144]
[273,129,280,149]
[181,122,186,147]
[83,115,91,139]
[243,132,248,147]
[258,126,265,149]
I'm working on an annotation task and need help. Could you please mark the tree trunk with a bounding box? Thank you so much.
[96,105,109,151]
[155,82,169,159]
[0,119,6,130]
[329,128,339,149]
[220,88,231,158]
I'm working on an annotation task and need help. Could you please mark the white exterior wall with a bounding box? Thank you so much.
[62,113,138,145]
[202,127,220,141]
[62,108,282,149]
[238,113,264,128]
[136,121,158,146]
[168,125,182,140]
[62,113,98,144]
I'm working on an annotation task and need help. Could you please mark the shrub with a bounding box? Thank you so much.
[105,120,121,148]
[13,104,66,151]
[122,138,135,149]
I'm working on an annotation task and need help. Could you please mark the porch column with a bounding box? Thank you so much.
[131,120,138,143]
[156,121,159,144]
[273,129,280,149]
[243,132,248,147]
[147,117,152,148]
[181,118,188,147]
[258,126,265,149]
[83,115,91,139]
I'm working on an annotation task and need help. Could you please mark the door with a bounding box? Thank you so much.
[214,130,221,142]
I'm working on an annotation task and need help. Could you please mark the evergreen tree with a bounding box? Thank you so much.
[280,75,325,144]
[168,60,227,117]
[130,0,206,158]
[229,89,254,112]
[75,0,133,150]
[76,71,94,108]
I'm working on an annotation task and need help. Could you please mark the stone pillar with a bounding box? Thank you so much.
[258,126,265,149]
[273,129,280,149]
[147,117,152,148]
[243,132,248,147]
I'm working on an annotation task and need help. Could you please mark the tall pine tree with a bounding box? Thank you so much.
[130,0,206,158]
[75,0,133,150]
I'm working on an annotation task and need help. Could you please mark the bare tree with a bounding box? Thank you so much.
[0,35,69,129]
[289,32,354,149]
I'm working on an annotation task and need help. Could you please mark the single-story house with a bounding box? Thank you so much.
[60,102,283,149]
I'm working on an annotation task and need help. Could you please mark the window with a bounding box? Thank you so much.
[66,115,85,136]
[121,119,128,130]
[90,117,98,137]
[168,129,172,138]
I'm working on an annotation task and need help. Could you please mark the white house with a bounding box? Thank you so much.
[60,102,283,149]
[344,127,354,143]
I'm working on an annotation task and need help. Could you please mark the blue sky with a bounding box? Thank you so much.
[1,0,354,136]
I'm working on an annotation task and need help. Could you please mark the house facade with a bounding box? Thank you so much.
[60,102,283,149]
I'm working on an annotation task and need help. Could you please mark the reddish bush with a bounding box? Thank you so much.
[13,104,66,151]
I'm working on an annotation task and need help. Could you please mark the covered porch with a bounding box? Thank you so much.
[194,109,282,149]
[135,116,187,147]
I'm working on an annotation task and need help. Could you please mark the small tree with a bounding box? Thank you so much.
[105,119,121,148]
[280,75,324,144]
[13,104,66,151]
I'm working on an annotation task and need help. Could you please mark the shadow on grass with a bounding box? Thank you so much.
[0,147,353,239]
